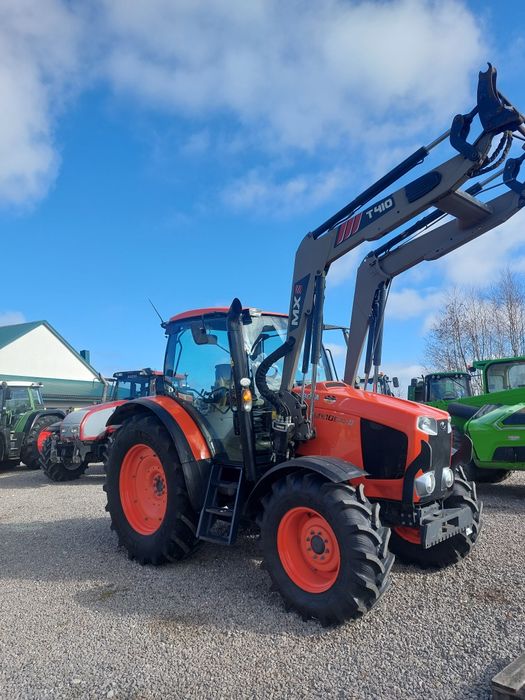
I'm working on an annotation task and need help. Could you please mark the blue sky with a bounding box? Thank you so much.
[2,0,525,390]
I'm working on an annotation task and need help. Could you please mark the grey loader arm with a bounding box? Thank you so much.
[253,64,525,461]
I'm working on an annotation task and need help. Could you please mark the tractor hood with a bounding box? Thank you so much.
[302,381,449,428]
[60,401,125,441]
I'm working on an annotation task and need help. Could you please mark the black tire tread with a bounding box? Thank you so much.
[463,460,512,484]
[40,435,90,482]
[389,476,482,568]
[260,473,394,626]
[104,414,199,565]
[21,414,62,470]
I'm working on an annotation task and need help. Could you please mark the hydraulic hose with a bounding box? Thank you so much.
[255,337,296,415]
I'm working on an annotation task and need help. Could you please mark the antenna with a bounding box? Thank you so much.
[148,298,167,328]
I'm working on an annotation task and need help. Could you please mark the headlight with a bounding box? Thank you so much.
[417,415,438,436]
[414,471,436,497]
[441,467,454,489]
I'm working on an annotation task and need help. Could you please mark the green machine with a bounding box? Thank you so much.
[0,381,65,469]
[409,358,525,483]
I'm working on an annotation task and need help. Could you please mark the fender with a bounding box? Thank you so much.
[244,455,367,517]
[107,396,212,511]
[24,409,65,433]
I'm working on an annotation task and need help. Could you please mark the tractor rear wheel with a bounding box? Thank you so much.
[463,461,512,484]
[21,414,61,469]
[104,414,199,565]
[390,474,482,568]
[259,473,394,625]
[40,436,90,482]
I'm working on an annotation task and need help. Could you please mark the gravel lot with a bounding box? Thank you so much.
[0,465,524,700]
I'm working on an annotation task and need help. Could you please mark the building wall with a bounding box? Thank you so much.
[0,325,98,381]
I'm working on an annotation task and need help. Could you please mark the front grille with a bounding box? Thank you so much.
[361,420,407,479]
[493,446,525,462]
[428,421,451,470]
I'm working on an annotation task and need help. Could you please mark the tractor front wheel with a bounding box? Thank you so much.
[104,414,199,565]
[463,461,512,484]
[21,414,62,469]
[40,436,90,482]
[390,474,482,568]
[260,473,394,625]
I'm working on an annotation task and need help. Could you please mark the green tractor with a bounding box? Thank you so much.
[0,381,65,469]
[408,358,525,483]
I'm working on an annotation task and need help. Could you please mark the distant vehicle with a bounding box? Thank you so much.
[409,359,525,483]
[0,381,65,469]
[408,372,473,403]
[358,373,399,396]
[40,369,166,482]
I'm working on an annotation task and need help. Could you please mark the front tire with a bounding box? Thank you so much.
[21,414,61,469]
[462,461,512,484]
[104,414,199,565]
[260,473,394,626]
[40,436,90,482]
[390,474,482,568]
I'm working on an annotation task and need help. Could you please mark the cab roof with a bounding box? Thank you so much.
[169,307,288,323]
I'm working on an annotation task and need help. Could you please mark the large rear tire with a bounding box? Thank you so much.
[390,474,482,568]
[260,473,394,626]
[462,461,512,484]
[104,414,199,565]
[21,414,62,469]
[40,436,90,482]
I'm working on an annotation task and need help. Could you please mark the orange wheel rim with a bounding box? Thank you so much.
[277,507,340,593]
[37,430,52,453]
[394,525,422,544]
[119,444,168,535]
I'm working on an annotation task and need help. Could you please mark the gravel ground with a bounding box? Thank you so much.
[0,465,524,700]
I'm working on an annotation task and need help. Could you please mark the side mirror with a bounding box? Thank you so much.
[393,377,399,388]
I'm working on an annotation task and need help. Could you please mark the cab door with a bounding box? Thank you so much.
[165,316,243,463]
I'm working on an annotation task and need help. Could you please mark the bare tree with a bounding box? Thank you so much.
[424,269,525,371]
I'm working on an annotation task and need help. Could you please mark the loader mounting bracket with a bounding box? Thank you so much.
[477,64,524,135]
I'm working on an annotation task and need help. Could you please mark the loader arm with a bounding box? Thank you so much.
[344,162,525,385]
[253,64,525,461]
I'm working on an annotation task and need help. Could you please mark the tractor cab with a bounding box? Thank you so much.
[0,382,44,428]
[472,357,525,394]
[110,369,163,401]
[164,307,333,464]
[408,373,472,403]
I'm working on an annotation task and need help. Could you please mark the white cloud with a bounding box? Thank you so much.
[387,287,443,321]
[437,208,525,285]
[222,167,348,215]
[383,362,426,396]
[100,0,484,151]
[0,0,84,205]
[0,311,26,326]
[0,0,488,208]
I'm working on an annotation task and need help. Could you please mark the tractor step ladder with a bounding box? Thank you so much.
[197,463,244,545]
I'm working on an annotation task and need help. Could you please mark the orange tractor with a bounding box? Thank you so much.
[104,66,525,624]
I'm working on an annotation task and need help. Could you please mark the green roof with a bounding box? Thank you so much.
[0,321,41,349]
[0,320,100,376]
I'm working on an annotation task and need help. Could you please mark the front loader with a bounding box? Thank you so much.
[104,65,525,625]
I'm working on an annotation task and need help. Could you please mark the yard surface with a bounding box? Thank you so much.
[0,465,523,699]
